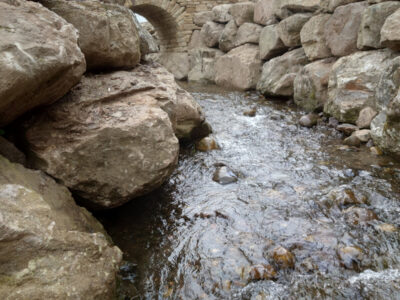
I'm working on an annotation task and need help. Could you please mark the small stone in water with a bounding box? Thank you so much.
[213,166,238,185]
[271,246,295,269]
[249,264,277,281]
[328,187,367,206]
[338,246,363,270]
[196,137,220,152]
[370,146,383,156]
[343,135,361,147]
[337,123,359,136]
[299,114,319,128]
[243,107,257,117]
[343,206,378,225]
[351,129,371,143]
[376,223,397,233]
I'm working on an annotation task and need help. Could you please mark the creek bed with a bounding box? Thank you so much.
[98,84,400,299]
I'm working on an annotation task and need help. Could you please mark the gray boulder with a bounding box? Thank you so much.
[278,13,312,48]
[201,21,225,48]
[254,0,278,25]
[219,20,238,52]
[259,24,287,60]
[381,7,400,50]
[188,48,224,83]
[235,23,263,47]
[212,4,233,23]
[229,2,255,26]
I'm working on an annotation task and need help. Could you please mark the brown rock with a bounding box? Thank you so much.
[356,107,378,129]
[344,206,378,225]
[338,246,363,270]
[0,136,26,166]
[0,0,86,127]
[351,129,371,142]
[271,246,295,269]
[249,264,277,281]
[196,137,220,152]
[337,124,359,136]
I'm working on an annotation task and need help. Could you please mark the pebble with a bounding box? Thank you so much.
[343,135,361,147]
[243,107,257,117]
[213,166,238,185]
[299,114,319,128]
[271,246,295,269]
[338,246,363,270]
[196,137,220,152]
[351,129,371,143]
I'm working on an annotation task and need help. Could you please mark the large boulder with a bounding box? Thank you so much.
[257,48,309,97]
[188,48,224,83]
[259,24,287,60]
[324,2,368,57]
[278,13,312,47]
[131,12,159,55]
[0,156,122,299]
[381,7,400,51]
[322,0,363,12]
[235,23,263,47]
[300,14,332,61]
[254,0,278,25]
[219,20,238,52]
[294,58,336,112]
[23,63,207,209]
[375,56,400,111]
[201,21,225,48]
[212,4,233,24]
[275,0,322,19]
[229,2,255,26]
[324,50,396,123]
[188,30,207,50]
[41,0,140,70]
[358,2,400,50]
[0,0,86,127]
[193,11,214,27]
[215,44,262,90]
[148,52,190,81]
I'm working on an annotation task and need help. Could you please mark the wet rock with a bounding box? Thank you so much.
[249,264,277,281]
[235,23,263,47]
[300,14,332,61]
[0,136,26,166]
[23,64,196,209]
[0,0,86,127]
[338,246,364,270]
[0,156,122,299]
[324,50,396,123]
[196,137,220,152]
[376,223,398,232]
[356,107,378,129]
[243,107,257,117]
[294,58,336,112]
[259,24,287,60]
[215,44,262,90]
[212,4,233,24]
[278,13,312,48]
[337,124,359,136]
[254,0,278,25]
[201,21,225,48]
[271,246,295,269]
[351,129,371,143]
[328,187,368,207]
[213,166,238,185]
[357,2,400,50]
[343,135,362,147]
[229,2,255,26]
[219,20,238,53]
[299,114,319,128]
[194,11,214,27]
[381,7,400,50]
[344,207,378,225]
[257,48,309,97]
[324,2,368,57]
[188,48,224,83]
[42,0,140,70]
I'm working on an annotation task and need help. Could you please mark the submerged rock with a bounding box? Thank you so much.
[271,246,295,269]
[23,63,201,209]
[344,206,378,225]
[0,156,122,299]
[0,0,86,127]
[249,264,277,281]
[196,137,220,152]
[338,246,364,270]
[213,166,238,185]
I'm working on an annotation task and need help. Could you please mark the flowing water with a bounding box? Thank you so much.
[98,84,400,299]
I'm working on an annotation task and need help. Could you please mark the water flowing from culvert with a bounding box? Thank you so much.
[97,83,400,299]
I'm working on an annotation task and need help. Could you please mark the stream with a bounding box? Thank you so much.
[98,83,400,299]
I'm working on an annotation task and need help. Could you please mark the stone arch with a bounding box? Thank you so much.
[125,0,189,52]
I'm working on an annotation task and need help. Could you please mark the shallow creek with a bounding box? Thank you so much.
[98,83,400,299]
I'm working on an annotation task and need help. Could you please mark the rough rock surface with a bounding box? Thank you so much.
[375,56,400,111]
[325,49,396,123]
[259,24,287,60]
[212,4,233,23]
[131,12,159,56]
[23,63,207,209]
[148,52,190,81]
[254,0,278,25]
[278,13,312,48]
[0,0,86,127]
[322,0,362,12]
[229,2,255,26]
[294,58,336,112]
[371,107,400,156]
[188,48,224,83]
[201,21,225,48]
[0,156,122,299]
[257,48,309,97]
[0,136,26,166]
[219,20,238,52]
[325,2,368,57]
[356,107,378,129]
[381,7,400,50]
[300,14,332,61]
[188,30,207,50]
[215,44,262,90]
[275,0,321,19]
[358,2,400,50]
[194,11,214,26]
[41,0,141,70]
[235,23,263,47]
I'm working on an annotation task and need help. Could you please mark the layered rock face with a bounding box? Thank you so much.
[0,0,86,127]
[23,63,208,209]
[41,0,141,71]
[0,156,122,299]
[189,0,400,156]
